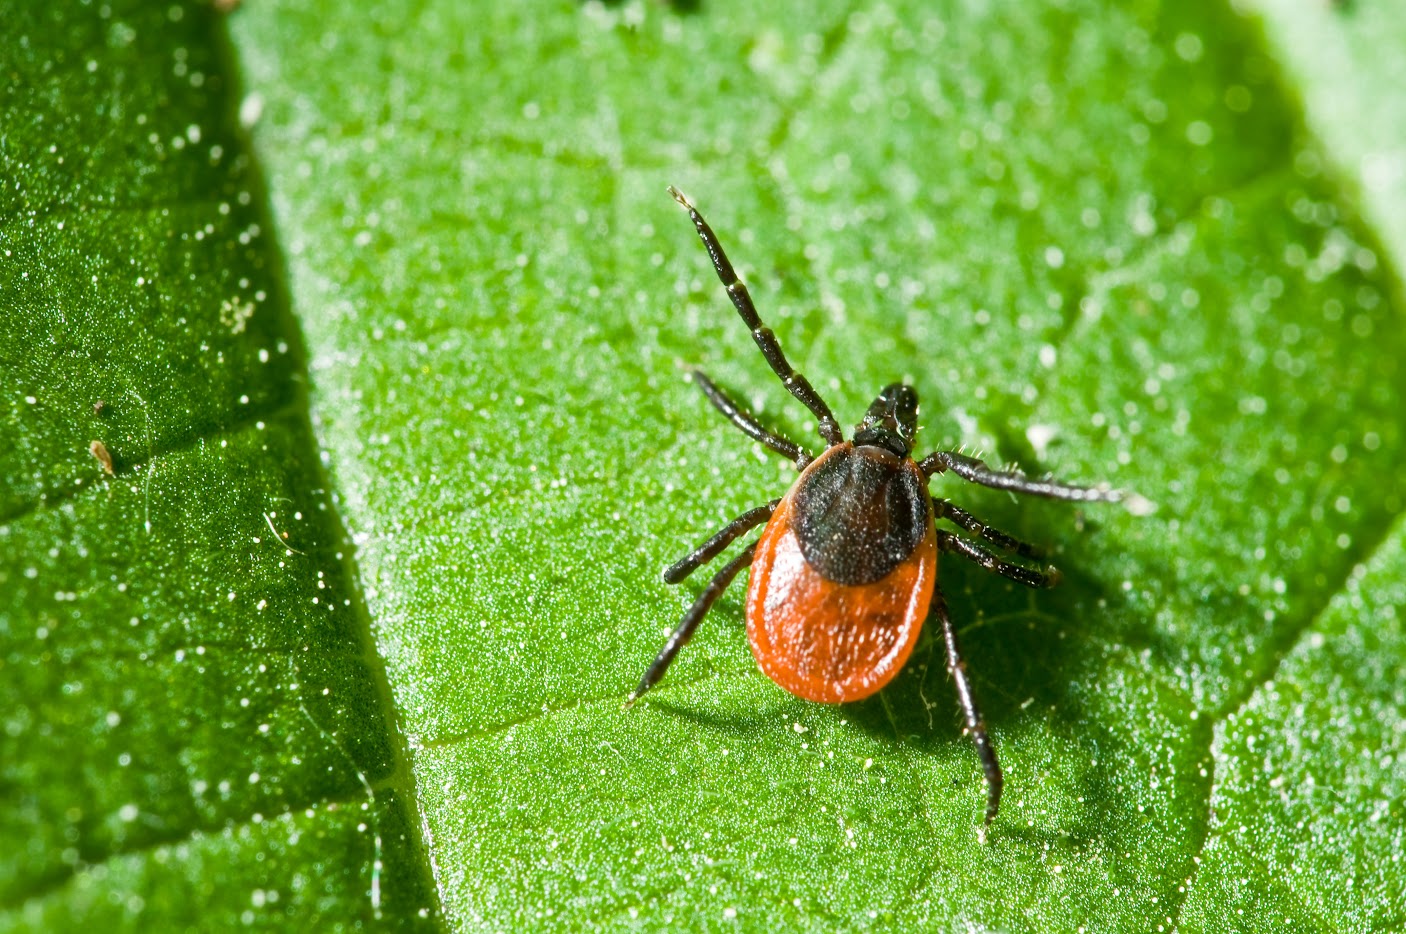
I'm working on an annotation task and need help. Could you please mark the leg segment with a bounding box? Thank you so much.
[938,531,1061,589]
[669,186,844,447]
[920,449,1120,503]
[934,591,1003,828]
[933,499,1046,560]
[663,499,779,584]
[692,371,810,469]
[628,540,758,704]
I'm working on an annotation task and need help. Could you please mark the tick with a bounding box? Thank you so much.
[630,186,1131,829]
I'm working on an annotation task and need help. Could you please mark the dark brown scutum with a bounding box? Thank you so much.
[792,444,929,586]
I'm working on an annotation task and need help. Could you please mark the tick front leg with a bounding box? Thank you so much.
[920,449,1120,503]
[934,592,1003,831]
[691,371,811,469]
[663,499,779,584]
[668,186,844,447]
[628,540,758,705]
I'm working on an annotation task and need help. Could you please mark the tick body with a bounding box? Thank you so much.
[748,441,936,704]
[631,186,1128,830]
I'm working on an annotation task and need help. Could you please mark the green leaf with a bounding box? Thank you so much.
[0,2,434,929]
[1244,0,1406,279]
[6,0,1404,930]
[227,0,1406,929]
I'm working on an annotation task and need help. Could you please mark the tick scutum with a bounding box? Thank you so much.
[792,443,931,586]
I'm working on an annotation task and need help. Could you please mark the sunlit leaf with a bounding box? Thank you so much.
[5,0,1403,929]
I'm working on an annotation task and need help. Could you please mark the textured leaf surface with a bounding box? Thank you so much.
[0,2,434,929]
[4,0,1404,930]
[227,0,1406,931]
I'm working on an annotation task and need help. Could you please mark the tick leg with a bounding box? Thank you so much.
[628,539,758,705]
[935,591,1003,829]
[938,531,1061,589]
[692,371,811,469]
[933,499,1046,560]
[663,499,779,584]
[920,450,1120,503]
[669,186,844,447]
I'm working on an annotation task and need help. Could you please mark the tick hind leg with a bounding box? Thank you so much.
[934,591,1003,831]
[669,186,844,447]
[692,371,811,470]
[663,498,778,584]
[628,540,758,705]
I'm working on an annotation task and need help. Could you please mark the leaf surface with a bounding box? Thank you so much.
[4,0,1403,930]
[1,2,434,928]
[228,0,1406,930]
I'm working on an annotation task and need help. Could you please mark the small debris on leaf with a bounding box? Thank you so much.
[90,440,115,475]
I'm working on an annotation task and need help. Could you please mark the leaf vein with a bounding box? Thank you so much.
[1165,507,1401,932]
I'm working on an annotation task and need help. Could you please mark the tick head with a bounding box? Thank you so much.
[853,382,918,457]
